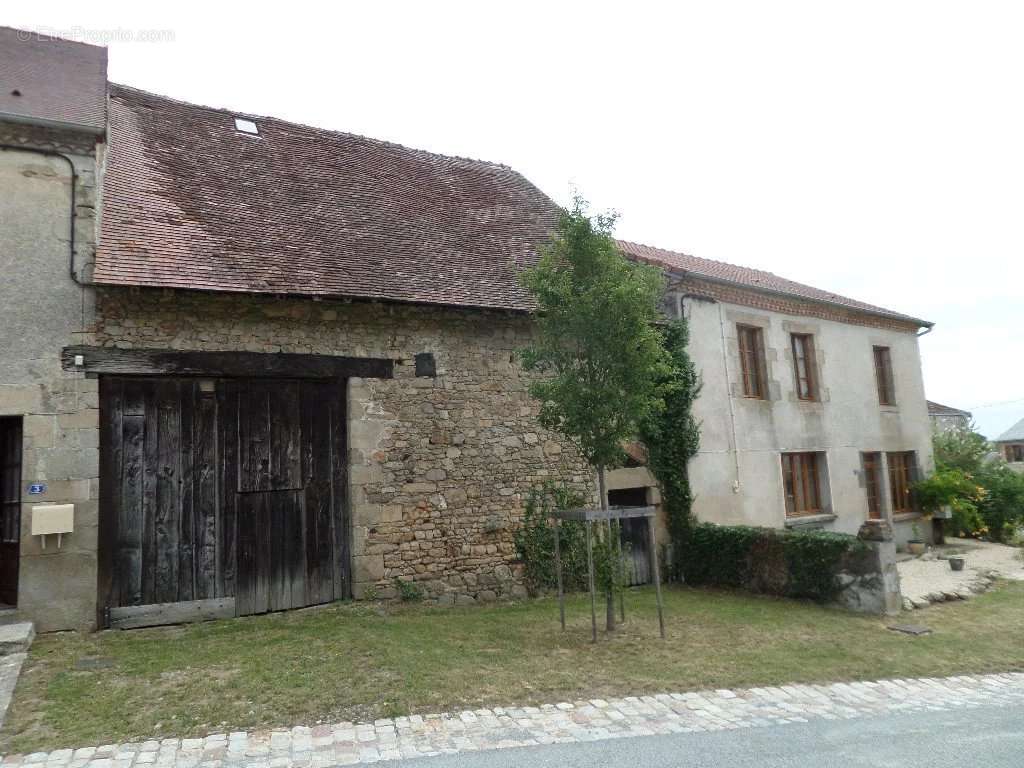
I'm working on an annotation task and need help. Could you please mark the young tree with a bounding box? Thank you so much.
[520,198,672,630]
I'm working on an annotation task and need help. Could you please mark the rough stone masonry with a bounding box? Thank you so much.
[92,289,596,605]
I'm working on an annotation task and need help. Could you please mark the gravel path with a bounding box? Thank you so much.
[898,538,1024,607]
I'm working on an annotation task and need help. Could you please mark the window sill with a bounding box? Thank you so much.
[785,513,837,528]
[879,404,900,413]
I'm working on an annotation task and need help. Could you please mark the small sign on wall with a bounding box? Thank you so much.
[28,483,46,495]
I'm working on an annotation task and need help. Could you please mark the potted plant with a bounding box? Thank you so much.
[907,523,927,556]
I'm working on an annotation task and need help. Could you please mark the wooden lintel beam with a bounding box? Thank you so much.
[61,346,395,380]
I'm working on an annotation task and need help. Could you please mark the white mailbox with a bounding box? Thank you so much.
[31,504,74,548]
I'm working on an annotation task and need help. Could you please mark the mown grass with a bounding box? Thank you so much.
[3,581,1023,753]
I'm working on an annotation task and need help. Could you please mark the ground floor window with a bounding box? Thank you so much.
[862,452,883,520]
[1006,444,1024,463]
[887,450,918,513]
[781,452,826,517]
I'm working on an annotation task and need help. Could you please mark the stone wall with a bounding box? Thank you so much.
[834,538,902,615]
[0,120,101,631]
[92,289,596,605]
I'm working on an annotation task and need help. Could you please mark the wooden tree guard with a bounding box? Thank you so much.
[551,506,665,641]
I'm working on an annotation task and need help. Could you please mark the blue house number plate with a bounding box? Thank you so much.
[28,483,46,495]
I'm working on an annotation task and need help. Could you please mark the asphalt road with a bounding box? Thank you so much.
[383,702,1024,767]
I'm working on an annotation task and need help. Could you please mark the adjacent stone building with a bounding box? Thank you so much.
[995,417,1024,473]
[1,29,936,632]
[927,400,973,433]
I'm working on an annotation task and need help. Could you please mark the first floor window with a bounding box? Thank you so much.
[737,324,767,398]
[873,346,895,405]
[781,452,824,517]
[887,451,918,513]
[862,452,883,520]
[790,333,818,401]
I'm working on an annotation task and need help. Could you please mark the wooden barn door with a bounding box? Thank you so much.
[225,380,348,615]
[99,378,348,627]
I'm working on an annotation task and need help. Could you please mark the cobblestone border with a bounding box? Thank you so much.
[3,673,1023,766]
[0,653,27,734]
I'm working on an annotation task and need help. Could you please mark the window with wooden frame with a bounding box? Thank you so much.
[887,451,918,514]
[1006,444,1024,463]
[873,346,895,405]
[737,324,767,399]
[862,452,883,520]
[790,333,817,401]
[781,452,825,517]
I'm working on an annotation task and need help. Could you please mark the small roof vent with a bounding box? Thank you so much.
[234,117,259,135]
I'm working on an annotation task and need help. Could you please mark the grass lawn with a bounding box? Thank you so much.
[3,581,1024,753]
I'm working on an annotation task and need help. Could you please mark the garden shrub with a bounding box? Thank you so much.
[681,523,867,602]
[514,483,589,593]
[976,466,1024,542]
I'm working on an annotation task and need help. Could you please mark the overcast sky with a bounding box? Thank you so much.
[9,2,1022,438]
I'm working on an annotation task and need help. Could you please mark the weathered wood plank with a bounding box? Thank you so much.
[239,382,271,492]
[152,380,181,604]
[141,383,159,604]
[118,381,146,606]
[97,379,122,612]
[194,389,219,600]
[109,597,236,630]
[62,346,394,380]
[329,384,349,600]
[218,381,239,600]
[269,383,301,490]
[268,491,288,612]
[178,381,196,603]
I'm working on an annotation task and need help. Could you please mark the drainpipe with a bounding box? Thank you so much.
[0,144,80,284]
[718,304,742,492]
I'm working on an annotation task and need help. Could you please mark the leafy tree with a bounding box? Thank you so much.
[932,423,991,474]
[520,197,672,630]
[921,424,1024,541]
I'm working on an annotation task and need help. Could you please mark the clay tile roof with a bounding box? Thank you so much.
[996,417,1024,443]
[0,27,107,133]
[95,84,560,311]
[927,400,972,418]
[96,84,934,326]
[617,239,932,328]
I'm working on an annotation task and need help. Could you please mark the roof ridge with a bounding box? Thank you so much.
[615,238,784,279]
[1,25,107,51]
[108,82,516,174]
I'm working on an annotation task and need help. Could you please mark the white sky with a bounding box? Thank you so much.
[9,1,1022,438]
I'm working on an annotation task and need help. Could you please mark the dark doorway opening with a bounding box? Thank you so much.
[0,417,23,608]
[608,486,652,586]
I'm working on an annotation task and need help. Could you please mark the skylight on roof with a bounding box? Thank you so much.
[234,117,259,135]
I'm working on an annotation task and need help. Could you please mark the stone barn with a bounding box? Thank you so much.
[1,29,936,632]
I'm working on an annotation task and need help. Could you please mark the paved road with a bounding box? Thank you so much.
[385,702,1024,767]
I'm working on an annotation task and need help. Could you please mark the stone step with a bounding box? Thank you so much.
[0,622,34,656]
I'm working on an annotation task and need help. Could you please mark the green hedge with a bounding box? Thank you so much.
[681,523,867,602]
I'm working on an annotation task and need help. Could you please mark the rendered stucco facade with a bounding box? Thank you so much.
[0,121,102,631]
[669,281,933,546]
